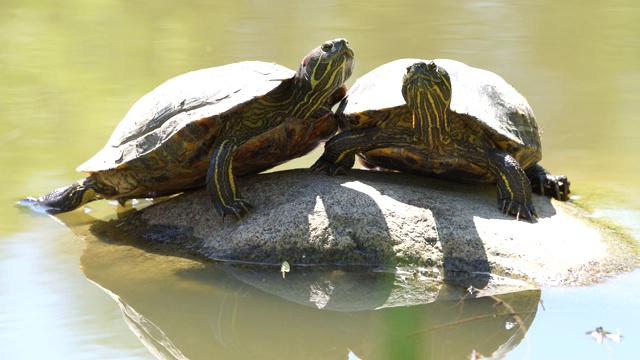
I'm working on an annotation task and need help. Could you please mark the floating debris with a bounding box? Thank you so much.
[281,261,290,278]
[586,326,623,344]
[466,285,479,295]
[469,349,484,359]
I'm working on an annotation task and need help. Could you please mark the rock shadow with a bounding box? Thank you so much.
[339,170,545,290]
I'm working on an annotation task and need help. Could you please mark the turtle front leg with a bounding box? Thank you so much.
[486,149,538,221]
[526,164,571,201]
[311,129,360,175]
[312,127,396,176]
[207,138,251,219]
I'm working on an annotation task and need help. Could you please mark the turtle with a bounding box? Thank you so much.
[312,59,569,220]
[25,38,355,218]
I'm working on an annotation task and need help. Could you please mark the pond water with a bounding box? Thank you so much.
[2,0,640,359]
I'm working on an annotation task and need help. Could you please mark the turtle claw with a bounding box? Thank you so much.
[536,174,570,201]
[527,166,570,201]
[500,199,538,222]
[215,198,252,221]
[310,156,351,176]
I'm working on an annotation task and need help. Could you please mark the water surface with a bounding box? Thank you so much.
[2,1,639,359]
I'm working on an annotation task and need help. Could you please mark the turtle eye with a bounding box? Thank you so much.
[321,41,333,52]
[427,61,438,71]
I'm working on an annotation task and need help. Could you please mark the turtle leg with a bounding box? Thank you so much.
[312,127,402,176]
[311,130,359,175]
[526,164,570,201]
[206,138,251,219]
[485,149,538,221]
[21,176,105,214]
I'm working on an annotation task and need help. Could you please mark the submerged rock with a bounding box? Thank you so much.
[109,169,638,286]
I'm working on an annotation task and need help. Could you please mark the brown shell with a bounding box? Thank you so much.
[79,61,294,172]
[340,58,542,170]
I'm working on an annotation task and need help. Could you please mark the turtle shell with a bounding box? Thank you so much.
[79,61,295,173]
[340,58,541,169]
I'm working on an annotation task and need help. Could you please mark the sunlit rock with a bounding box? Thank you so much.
[105,169,639,286]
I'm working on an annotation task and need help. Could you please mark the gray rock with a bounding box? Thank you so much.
[113,169,639,286]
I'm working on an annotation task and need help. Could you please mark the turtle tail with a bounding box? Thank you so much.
[22,177,101,214]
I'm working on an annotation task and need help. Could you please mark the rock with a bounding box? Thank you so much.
[110,169,639,286]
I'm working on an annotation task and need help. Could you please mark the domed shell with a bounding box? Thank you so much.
[340,58,541,168]
[78,61,294,172]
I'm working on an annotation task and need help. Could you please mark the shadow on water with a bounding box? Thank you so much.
[47,173,544,359]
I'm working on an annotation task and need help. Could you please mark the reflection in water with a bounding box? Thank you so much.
[64,211,541,359]
[91,281,188,360]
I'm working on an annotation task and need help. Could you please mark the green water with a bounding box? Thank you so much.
[2,1,639,359]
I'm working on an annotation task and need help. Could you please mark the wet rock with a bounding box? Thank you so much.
[114,169,639,286]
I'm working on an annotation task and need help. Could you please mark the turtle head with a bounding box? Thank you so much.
[402,61,453,143]
[296,38,355,95]
[402,61,452,106]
